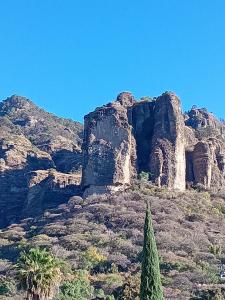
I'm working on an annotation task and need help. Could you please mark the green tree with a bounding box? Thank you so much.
[57,271,94,300]
[17,247,63,300]
[140,204,164,300]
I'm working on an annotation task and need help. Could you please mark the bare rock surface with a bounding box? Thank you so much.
[82,91,225,195]
[23,169,81,216]
[82,92,137,196]
[149,92,186,190]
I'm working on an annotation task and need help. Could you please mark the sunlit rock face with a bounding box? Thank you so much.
[149,92,186,191]
[82,92,137,197]
[82,91,225,196]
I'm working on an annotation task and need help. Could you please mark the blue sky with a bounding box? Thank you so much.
[0,0,225,123]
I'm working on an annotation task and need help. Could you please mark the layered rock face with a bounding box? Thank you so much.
[82,92,225,195]
[149,93,186,190]
[0,134,53,227]
[23,169,81,217]
[82,92,137,196]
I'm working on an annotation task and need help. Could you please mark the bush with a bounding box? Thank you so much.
[209,244,222,257]
[0,275,16,296]
[82,247,106,270]
[138,172,149,181]
[57,271,94,300]
[114,274,140,300]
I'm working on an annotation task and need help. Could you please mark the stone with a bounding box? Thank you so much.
[82,93,137,196]
[82,91,225,195]
[149,92,186,190]
[23,169,81,217]
[192,142,212,189]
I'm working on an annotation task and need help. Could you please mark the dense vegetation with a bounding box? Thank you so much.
[1,181,225,299]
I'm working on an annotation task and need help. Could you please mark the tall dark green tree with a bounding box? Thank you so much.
[140,204,164,300]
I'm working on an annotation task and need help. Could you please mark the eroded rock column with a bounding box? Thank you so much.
[149,92,186,190]
[82,92,137,196]
[192,142,212,188]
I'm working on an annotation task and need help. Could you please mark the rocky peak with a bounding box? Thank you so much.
[0,95,34,116]
[0,94,83,170]
[116,91,136,107]
[185,106,225,134]
[82,92,137,196]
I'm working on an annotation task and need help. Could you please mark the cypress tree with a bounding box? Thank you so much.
[140,204,164,300]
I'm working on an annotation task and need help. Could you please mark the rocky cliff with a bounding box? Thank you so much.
[82,92,225,195]
[82,92,137,196]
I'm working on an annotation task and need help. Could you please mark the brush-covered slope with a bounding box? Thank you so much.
[1,182,225,299]
[0,95,83,172]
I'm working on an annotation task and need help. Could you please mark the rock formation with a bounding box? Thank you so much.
[23,169,81,217]
[82,92,137,196]
[82,92,225,195]
[0,91,225,226]
[0,95,83,227]
[149,93,186,190]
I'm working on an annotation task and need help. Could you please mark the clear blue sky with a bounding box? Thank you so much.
[0,0,225,123]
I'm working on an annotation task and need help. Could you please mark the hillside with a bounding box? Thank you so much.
[0,92,225,299]
[1,182,225,299]
[0,95,83,172]
[0,95,83,227]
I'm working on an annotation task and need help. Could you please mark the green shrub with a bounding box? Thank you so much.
[0,276,16,296]
[138,172,149,181]
[57,271,94,300]
[209,244,222,257]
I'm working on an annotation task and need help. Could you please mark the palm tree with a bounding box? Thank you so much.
[17,247,62,300]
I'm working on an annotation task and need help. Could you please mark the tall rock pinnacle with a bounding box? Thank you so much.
[150,92,186,190]
[82,92,137,196]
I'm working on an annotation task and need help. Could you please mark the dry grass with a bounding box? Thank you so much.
[1,182,225,299]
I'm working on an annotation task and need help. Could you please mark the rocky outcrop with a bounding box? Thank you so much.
[82,92,225,195]
[184,107,225,189]
[0,133,82,227]
[23,169,81,217]
[188,139,225,189]
[0,134,54,227]
[131,100,155,173]
[185,107,225,136]
[82,92,137,196]
[192,142,212,188]
[149,92,186,190]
